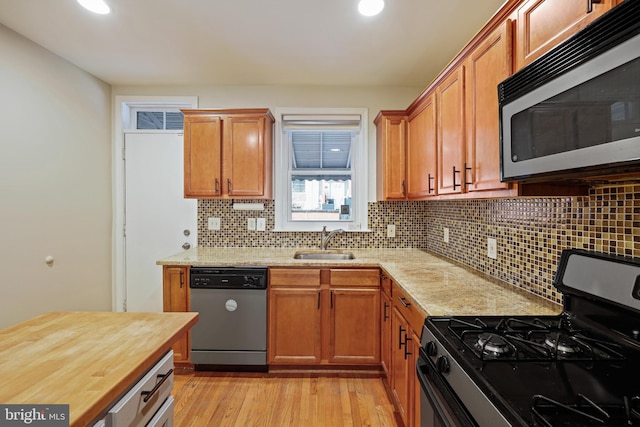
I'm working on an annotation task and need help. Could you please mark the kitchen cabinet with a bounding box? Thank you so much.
[375,111,408,200]
[268,268,380,366]
[380,272,392,377]
[268,269,322,364]
[389,281,425,427]
[182,109,274,199]
[436,65,466,196]
[407,93,437,198]
[464,21,512,193]
[515,0,617,70]
[162,266,190,364]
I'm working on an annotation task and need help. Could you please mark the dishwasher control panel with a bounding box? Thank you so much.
[190,267,268,289]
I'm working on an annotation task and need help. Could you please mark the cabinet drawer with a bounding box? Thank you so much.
[329,269,380,287]
[146,395,174,427]
[392,282,425,334]
[270,268,321,287]
[106,350,174,427]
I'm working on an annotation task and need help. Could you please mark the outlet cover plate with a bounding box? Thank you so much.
[488,238,497,259]
[247,218,256,231]
[208,217,221,231]
[443,227,450,243]
[387,224,396,238]
[256,218,266,231]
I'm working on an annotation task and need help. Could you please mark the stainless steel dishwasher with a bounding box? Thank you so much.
[189,267,267,369]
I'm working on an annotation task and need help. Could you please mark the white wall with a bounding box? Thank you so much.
[0,24,112,329]
[112,84,421,201]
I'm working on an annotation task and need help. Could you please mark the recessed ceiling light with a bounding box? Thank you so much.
[358,0,384,16]
[77,0,111,15]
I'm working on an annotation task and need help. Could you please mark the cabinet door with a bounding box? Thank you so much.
[437,66,466,195]
[407,94,437,198]
[465,21,512,193]
[377,114,407,200]
[391,306,411,427]
[515,0,616,70]
[268,287,322,364]
[380,288,392,377]
[329,288,380,364]
[223,115,269,198]
[162,266,190,363]
[184,115,222,198]
[409,328,421,427]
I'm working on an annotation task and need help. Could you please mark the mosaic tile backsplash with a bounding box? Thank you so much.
[198,182,640,304]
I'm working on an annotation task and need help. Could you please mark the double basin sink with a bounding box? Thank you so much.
[293,250,355,260]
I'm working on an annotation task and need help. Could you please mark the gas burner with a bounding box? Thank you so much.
[544,335,583,355]
[476,333,511,356]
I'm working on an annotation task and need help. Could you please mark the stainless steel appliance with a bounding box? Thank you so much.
[499,1,640,182]
[418,249,640,426]
[190,267,268,369]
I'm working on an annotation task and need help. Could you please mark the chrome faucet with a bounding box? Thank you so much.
[320,226,344,250]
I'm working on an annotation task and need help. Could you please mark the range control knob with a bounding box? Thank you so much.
[435,355,450,373]
[425,341,438,356]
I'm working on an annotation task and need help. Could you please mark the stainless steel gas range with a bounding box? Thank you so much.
[417,249,640,427]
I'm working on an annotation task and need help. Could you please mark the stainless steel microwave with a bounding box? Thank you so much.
[499,1,640,182]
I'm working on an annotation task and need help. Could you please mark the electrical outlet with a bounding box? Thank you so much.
[387,224,396,238]
[487,238,497,259]
[256,218,266,231]
[247,218,256,231]
[208,217,220,231]
[443,227,449,243]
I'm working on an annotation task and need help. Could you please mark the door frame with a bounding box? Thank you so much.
[113,95,198,312]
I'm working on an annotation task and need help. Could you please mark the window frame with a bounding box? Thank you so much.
[274,107,369,232]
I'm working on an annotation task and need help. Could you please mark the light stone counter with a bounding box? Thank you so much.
[157,247,562,318]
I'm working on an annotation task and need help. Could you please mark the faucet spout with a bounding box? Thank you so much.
[320,226,345,250]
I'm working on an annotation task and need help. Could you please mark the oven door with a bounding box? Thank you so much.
[416,347,477,427]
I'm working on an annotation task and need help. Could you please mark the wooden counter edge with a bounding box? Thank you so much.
[74,312,199,427]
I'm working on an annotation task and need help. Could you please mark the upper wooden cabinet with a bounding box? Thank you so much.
[407,93,437,198]
[436,65,466,196]
[464,21,513,194]
[375,111,407,200]
[515,0,617,70]
[376,106,437,200]
[182,109,274,199]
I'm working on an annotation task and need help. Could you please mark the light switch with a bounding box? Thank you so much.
[387,224,396,238]
[247,218,256,231]
[256,218,266,231]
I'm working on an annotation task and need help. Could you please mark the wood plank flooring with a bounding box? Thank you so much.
[173,371,399,427]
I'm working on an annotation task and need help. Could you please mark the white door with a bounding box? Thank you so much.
[124,132,197,312]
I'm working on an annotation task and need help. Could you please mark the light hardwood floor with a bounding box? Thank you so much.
[173,371,399,427]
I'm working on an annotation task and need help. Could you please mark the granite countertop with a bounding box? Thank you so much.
[157,247,562,318]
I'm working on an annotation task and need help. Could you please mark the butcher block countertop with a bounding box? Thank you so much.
[158,247,561,318]
[0,311,198,427]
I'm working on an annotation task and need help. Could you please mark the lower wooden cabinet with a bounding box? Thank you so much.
[389,280,425,427]
[380,275,393,376]
[162,266,190,364]
[268,287,322,364]
[268,267,380,366]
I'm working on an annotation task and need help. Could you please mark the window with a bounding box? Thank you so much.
[274,108,369,232]
[131,109,184,130]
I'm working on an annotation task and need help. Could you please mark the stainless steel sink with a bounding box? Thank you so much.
[293,250,355,260]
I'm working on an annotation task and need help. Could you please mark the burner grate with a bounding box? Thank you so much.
[531,394,640,427]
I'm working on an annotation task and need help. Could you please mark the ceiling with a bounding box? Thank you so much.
[0,0,507,87]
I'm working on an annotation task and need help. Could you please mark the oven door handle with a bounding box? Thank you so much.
[417,348,478,427]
